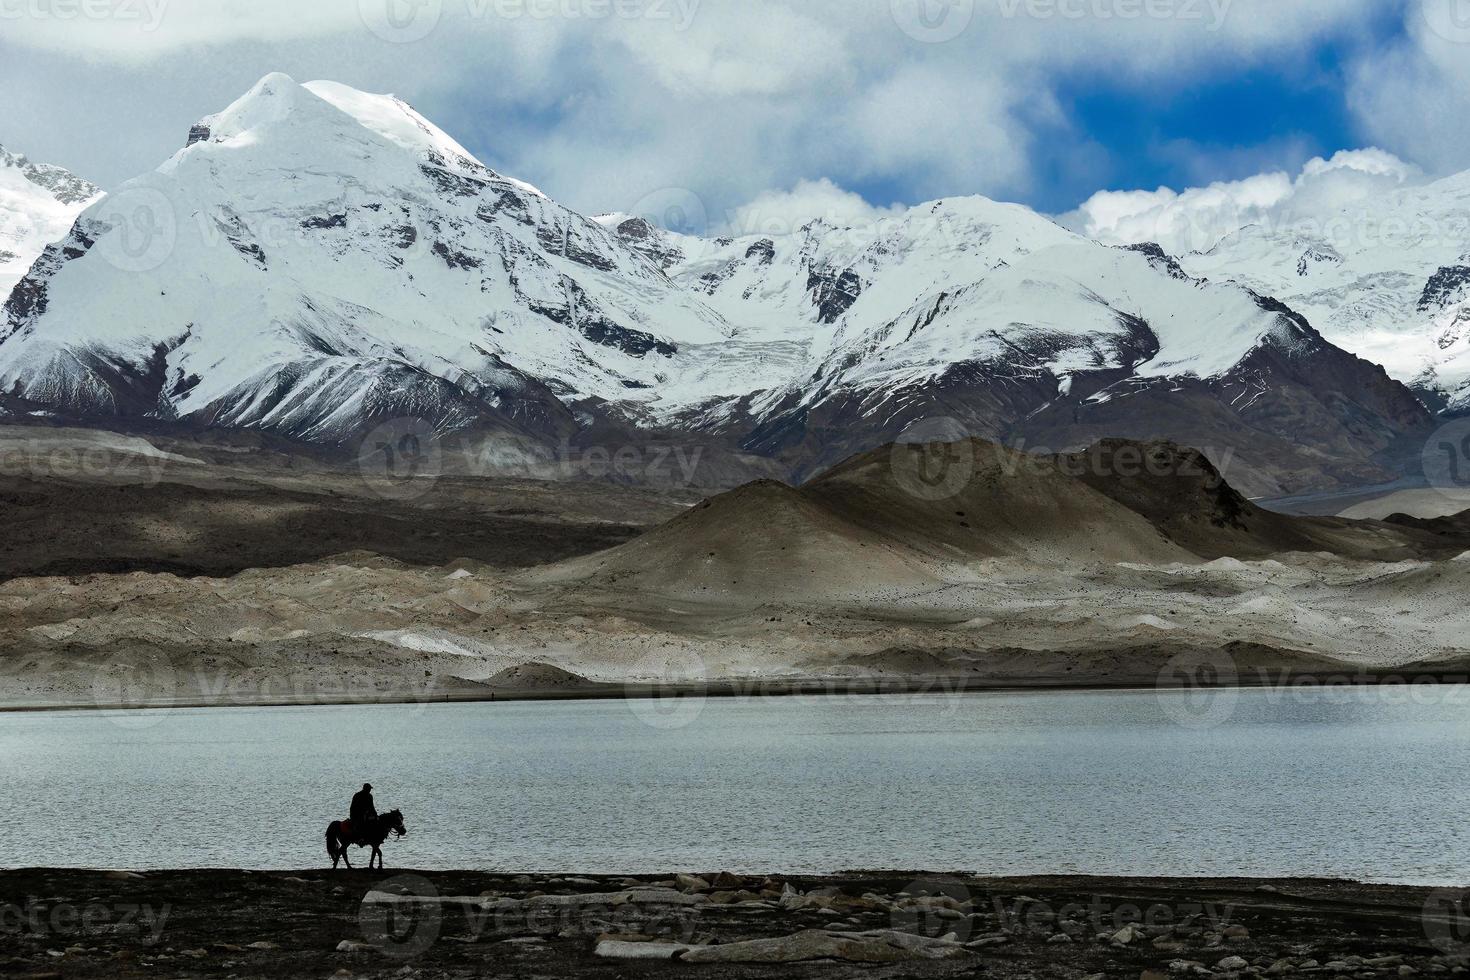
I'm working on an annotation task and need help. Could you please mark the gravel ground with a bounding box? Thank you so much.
[2,869,1467,979]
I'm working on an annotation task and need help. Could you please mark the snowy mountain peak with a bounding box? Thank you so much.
[0,77,1436,493]
[191,72,329,144]
[0,144,99,207]
[0,143,100,298]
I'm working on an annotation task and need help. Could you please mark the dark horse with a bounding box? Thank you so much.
[326,808,407,869]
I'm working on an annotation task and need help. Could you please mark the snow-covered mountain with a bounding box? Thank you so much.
[0,74,752,442]
[1179,170,1470,413]
[600,208,1426,493]
[0,75,1435,493]
[0,144,99,298]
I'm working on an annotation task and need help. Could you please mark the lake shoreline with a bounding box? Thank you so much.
[5,868,1465,979]
[5,665,1470,714]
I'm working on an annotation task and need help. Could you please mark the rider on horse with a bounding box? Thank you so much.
[328,788,406,869]
[350,783,377,837]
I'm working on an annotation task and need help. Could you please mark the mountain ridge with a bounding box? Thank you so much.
[0,142,100,299]
[0,74,1444,494]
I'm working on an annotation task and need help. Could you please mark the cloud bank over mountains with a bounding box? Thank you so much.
[1064,148,1428,255]
[3,0,1466,228]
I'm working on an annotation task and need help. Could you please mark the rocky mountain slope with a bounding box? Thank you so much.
[0,74,1437,493]
[0,143,99,298]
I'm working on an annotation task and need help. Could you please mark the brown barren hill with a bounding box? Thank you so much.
[534,436,1470,609]
[806,438,1192,565]
[1058,439,1468,560]
[487,662,596,691]
[532,439,1201,605]
[529,479,953,604]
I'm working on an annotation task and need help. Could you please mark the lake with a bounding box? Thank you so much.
[3,685,1469,883]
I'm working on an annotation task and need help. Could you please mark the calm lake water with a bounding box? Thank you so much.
[3,687,1469,883]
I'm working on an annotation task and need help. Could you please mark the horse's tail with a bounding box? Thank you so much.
[325,822,338,861]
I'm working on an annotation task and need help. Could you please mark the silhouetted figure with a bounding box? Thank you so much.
[351,782,377,834]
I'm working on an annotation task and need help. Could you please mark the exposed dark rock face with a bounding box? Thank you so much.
[1418,265,1470,312]
[745,238,776,264]
[211,211,268,269]
[186,124,212,146]
[1120,242,1190,280]
[1,224,98,340]
[301,213,347,230]
[807,267,863,323]
[526,284,678,359]
[389,224,418,249]
[433,240,483,270]
[1296,245,1343,277]
[419,163,488,198]
[610,216,686,269]
[535,223,617,272]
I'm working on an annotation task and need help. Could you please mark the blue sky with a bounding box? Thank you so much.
[1,0,1467,229]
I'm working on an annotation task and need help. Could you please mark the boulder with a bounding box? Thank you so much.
[677,929,972,964]
[594,940,689,960]
[1112,924,1144,945]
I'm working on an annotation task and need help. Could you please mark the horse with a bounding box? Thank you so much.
[326,808,407,869]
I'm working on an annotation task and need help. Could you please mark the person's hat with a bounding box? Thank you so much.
[363,783,372,791]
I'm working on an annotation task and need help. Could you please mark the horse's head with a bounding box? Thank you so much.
[384,808,407,838]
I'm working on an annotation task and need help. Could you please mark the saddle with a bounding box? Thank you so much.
[341,817,377,841]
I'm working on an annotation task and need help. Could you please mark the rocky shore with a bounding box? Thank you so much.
[3,869,1466,979]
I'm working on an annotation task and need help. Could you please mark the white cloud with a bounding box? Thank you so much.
[722,179,906,236]
[0,0,1429,223]
[1346,2,1470,178]
[1065,148,1425,254]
